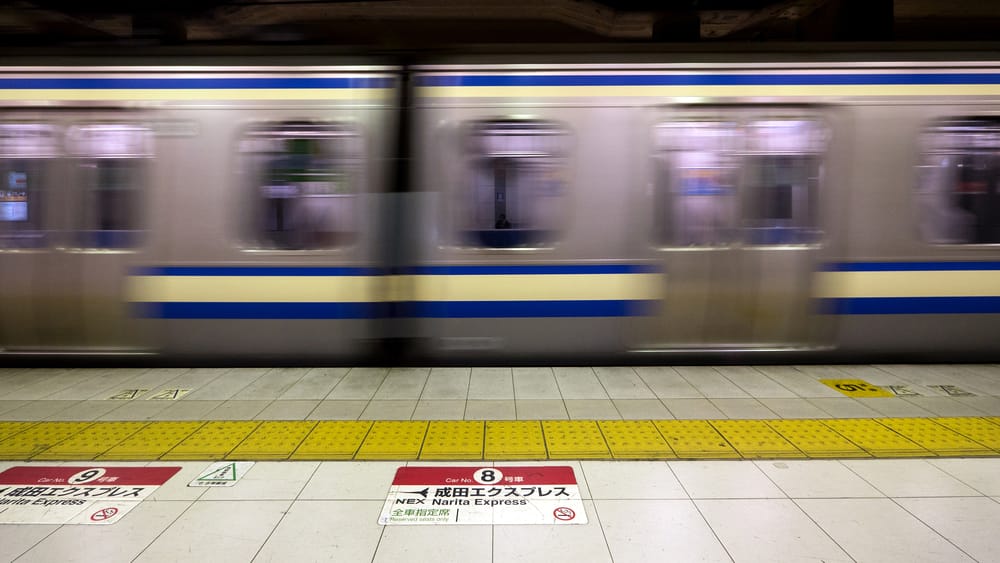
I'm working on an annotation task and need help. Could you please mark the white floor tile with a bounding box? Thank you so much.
[16,500,192,563]
[465,399,516,420]
[896,497,1000,563]
[412,399,467,419]
[754,365,843,398]
[144,462,211,501]
[806,398,882,418]
[420,368,471,399]
[516,399,568,419]
[611,399,671,419]
[277,367,349,400]
[360,400,417,420]
[697,499,852,563]
[374,523,492,562]
[0,400,81,421]
[582,460,687,499]
[0,524,57,561]
[564,399,621,420]
[757,398,831,418]
[841,459,982,497]
[861,397,936,417]
[493,500,612,563]
[674,366,749,399]
[254,500,384,562]
[181,368,258,400]
[206,400,272,420]
[670,461,786,499]
[513,367,562,399]
[661,398,726,419]
[593,367,655,399]
[553,367,609,399]
[310,400,368,420]
[201,461,319,500]
[634,366,703,398]
[713,366,797,398]
[299,461,400,500]
[902,396,989,416]
[254,399,320,420]
[134,500,290,563]
[97,399,174,421]
[709,398,776,419]
[928,458,1000,496]
[231,367,310,400]
[796,498,976,563]
[154,400,225,420]
[754,460,884,498]
[373,367,430,399]
[598,499,732,562]
[468,367,514,399]
[326,368,388,400]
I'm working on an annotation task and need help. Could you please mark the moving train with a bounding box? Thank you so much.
[2,47,1000,363]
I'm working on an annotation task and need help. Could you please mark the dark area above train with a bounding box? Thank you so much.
[0,0,998,46]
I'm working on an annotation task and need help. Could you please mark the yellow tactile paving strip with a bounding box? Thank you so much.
[1,417,1000,461]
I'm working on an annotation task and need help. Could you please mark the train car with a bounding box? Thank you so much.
[2,48,1000,363]
[405,51,1000,363]
[0,58,400,361]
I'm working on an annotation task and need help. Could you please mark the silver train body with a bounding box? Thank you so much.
[2,51,999,363]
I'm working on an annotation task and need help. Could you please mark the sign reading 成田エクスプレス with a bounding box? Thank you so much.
[379,466,587,525]
[0,466,180,525]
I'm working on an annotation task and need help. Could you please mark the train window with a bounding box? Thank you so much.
[459,120,569,248]
[0,124,58,248]
[240,122,361,250]
[653,117,825,247]
[918,118,1000,244]
[653,121,740,246]
[742,120,825,245]
[68,124,153,249]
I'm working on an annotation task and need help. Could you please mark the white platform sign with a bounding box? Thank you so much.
[0,466,180,525]
[188,462,255,487]
[379,466,587,525]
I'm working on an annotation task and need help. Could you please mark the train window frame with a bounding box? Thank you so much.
[448,118,573,252]
[650,110,828,250]
[916,117,1000,246]
[66,122,154,251]
[0,122,61,249]
[237,121,365,253]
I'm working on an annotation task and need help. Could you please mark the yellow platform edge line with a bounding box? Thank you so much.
[0,417,998,462]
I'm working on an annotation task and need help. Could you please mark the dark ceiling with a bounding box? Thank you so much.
[0,0,996,48]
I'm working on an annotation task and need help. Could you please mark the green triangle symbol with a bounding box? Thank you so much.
[198,463,238,481]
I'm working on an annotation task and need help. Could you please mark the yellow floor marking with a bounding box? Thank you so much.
[291,421,373,460]
[598,420,675,459]
[820,379,894,398]
[710,420,806,458]
[934,417,1000,451]
[420,421,485,460]
[0,422,93,460]
[0,422,37,442]
[654,420,741,459]
[0,417,999,461]
[101,421,206,460]
[823,419,931,457]
[355,421,428,460]
[877,418,995,456]
[33,422,148,460]
[766,420,870,458]
[542,421,612,459]
[485,421,547,459]
[228,421,319,460]
[161,421,261,460]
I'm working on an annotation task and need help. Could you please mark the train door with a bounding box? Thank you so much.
[0,123,59,351]
[643,114,827,349]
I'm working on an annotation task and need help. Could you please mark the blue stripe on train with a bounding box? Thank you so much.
[0,77,395,89]
[132,266,382,276]
[822,261,1000,271]
[136,302,389,319]
[398,300,657,318]
[416,73,1000,88]
[399,264,659,275]
[822,297,1000,315]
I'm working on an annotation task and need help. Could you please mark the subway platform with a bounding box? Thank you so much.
[1,364,999,562]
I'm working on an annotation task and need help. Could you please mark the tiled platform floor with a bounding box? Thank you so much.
[1,364,999,562]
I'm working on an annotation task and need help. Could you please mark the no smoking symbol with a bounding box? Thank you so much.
[90,507,119,522]
[553,507,575,521]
